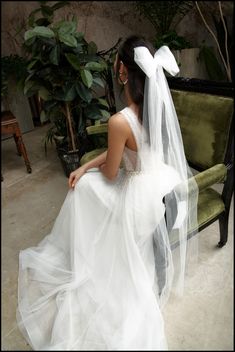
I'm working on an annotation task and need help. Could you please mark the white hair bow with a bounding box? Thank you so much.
[134,45,179,78]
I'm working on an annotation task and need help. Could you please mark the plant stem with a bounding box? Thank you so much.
[65,102,76,151]
[218,1,231,81]
[195,1,231,81]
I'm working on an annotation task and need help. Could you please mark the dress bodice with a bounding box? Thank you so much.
[120,107,142,171]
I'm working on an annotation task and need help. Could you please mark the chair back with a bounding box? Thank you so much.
[168,78,234,171]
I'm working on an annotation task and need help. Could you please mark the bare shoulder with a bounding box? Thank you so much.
[108,112,130,134]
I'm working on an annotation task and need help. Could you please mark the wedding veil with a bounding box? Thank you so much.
[133,45,199,307]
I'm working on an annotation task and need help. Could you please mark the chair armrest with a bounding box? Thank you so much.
[189,163,227,193]
[164,163,227,235]
[86,123,108,135]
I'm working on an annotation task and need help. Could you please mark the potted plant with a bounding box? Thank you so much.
[23,17,110,177]
[5,1,71,127]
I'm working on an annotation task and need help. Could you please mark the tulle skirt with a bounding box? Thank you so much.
[17,166,181,350]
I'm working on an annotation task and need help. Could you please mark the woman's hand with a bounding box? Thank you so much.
[68,166,86,189]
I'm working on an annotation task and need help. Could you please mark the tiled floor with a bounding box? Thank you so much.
[1,125,234,350]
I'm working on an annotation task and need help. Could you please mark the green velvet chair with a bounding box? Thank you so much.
[80,78,234,248]
[168,78,234,248]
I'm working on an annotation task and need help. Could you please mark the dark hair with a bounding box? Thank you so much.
[117,35,155,123]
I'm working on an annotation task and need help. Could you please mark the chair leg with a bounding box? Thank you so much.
[218,211,229,247]
[13,134,22,156]
[16,135,32,173]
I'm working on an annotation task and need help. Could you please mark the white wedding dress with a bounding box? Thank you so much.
[17,107,182,350]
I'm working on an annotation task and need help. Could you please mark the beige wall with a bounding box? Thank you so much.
[2,1,233,81]
[2,1,233,56]
[1,1,156,56]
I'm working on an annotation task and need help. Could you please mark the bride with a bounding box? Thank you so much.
[17,35,198,350]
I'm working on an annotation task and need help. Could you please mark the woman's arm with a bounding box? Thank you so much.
[69,112,129,188]
[81,151,107,172]
[68,151,107,188]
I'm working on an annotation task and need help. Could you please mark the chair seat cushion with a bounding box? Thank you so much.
[197,187,225,228]
[169,187,225,248]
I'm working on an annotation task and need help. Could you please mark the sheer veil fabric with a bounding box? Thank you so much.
[16,46,198,350]
[134,46,198,305]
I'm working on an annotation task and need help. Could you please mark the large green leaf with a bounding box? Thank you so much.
[58,33,77,48]
[72,43,84,54]
[99,59,108,70]
[98,98,109,108]
[24,36,36,46]
[25,71,36,83]
[88,41,97,55]
[92,77,105,88]
[100,109,110,119]
[23,80,38,95]
[57,21,77,35]
[78,53,98,63]
[40,110,48,123]
[24,30,36,41]
[63,85,77,101]
[84,104,102,120]
[50,46,60,65]
[53,19,66,29]
[85,62,104,72]
[24,26,55,41]
[74,32,84,40]
[38,37,56,47]
[65,53,80,70]
[81,69,93,88]
[27,59,38,70]
[76,82,92,103]
[39,87,50,100]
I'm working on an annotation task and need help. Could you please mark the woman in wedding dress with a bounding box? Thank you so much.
[17,35,198,350]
